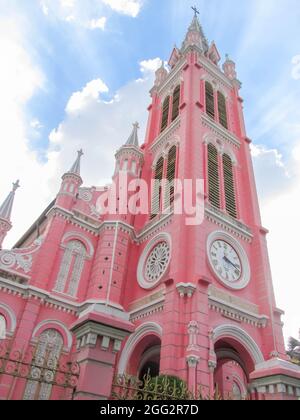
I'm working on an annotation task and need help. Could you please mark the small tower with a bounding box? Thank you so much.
[113,123,144,224]
[0,181,20,249]
[154,61,168,86]
[223,54,239,81]
[56,150,84,210]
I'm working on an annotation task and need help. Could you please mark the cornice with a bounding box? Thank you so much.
[151,58,187,98]
[205,204,253,243]
[208,294,268,328]
[149,117,181,155]
[201,114,241,149]
[136,212,173,244]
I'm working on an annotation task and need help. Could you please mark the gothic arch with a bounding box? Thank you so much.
[0,302,17,334]
[61,231,94,258]
[32,320,73,351]
[118,322,163,374]
[213,324,264,367]
[152,136,180,169]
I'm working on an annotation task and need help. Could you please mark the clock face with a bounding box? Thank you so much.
[209,240,242,284]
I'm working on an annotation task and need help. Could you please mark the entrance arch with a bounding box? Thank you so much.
[213,325,265,399]
[118,322,162,377]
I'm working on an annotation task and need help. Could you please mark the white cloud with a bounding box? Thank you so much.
[0,17,59,249]
[66,79,109,113]
[102,0,143,17]
[140,58,162,73]
[292,55,300,80]
[39,0,143,28]
[47,59,156,188]
[253,143,300,342]
[87,17,107,30]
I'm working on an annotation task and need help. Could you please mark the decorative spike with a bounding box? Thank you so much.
[125,123,140,148]
[69,149,84,176]
[0,180,20,222]
[181,8,209,54]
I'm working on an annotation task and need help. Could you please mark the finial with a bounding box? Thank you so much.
[13,180,20,192]
[68,149,84,176]
[125,122,140,147]
[191,5,200,17]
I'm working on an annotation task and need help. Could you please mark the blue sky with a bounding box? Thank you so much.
[0,0,300,341]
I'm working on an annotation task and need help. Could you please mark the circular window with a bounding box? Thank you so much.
[137,233,171,290]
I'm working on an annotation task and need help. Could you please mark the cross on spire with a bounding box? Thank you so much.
[191,5,200,17]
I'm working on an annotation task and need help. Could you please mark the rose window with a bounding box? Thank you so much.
[145,242,170,284]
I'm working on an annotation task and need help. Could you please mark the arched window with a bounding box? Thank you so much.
[218,91,228,129]
[207,144,220,209]
[54,240,87,297]
[171,85,181,122]
[0,315,6,340]
[151,157,164,219]
[164,146,177,209]
[23,329,63,400]
[161,96,170,133]
[131,160,137,175]
[123,159,128,171]
[223,154,237,218]
[205,81,215,120]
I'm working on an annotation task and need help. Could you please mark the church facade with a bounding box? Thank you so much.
[0,13,299,400]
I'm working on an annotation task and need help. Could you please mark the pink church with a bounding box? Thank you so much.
[0,12,299,401]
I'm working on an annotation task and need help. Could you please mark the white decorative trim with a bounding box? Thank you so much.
[152,136,180,169]
[213,324,265,366]
[0,302,16,334]
[207,231,251,290]
[201,114,240,149]
[118,322,163,374]
[61,231,94,258]
[32,319,73,350]
[205,205,253,242]
[137,233,172,290]
[150,117,181,155]
[176,283,197,298]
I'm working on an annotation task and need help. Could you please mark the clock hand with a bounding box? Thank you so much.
[223,256,241,272]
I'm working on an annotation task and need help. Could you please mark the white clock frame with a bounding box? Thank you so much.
[207,231,250,290]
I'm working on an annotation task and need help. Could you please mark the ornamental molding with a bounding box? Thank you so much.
[0,238,43,275]
[205,204,253,243]
[118,322,163,374]
[154,59,186,98]
[136,213,173,244]
[213,324,265,366]
[49,207,100,235]
[176,283,197,298]
[152,136,180,169]
[201,114,241,149]
[0,277,127,317]
[61,231,95,258]
[186,355,200,368]
[150,117,181,155]
[115,146,144,162]
[129,298,165,323]
[208,291,269,329]
[78,188,93,202]
[197,53,233,90]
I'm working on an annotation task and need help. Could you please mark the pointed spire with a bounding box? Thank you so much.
[181,7,209,54]
[0,180,20,222]
[68,149,84,176]
[125,123,140,148]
